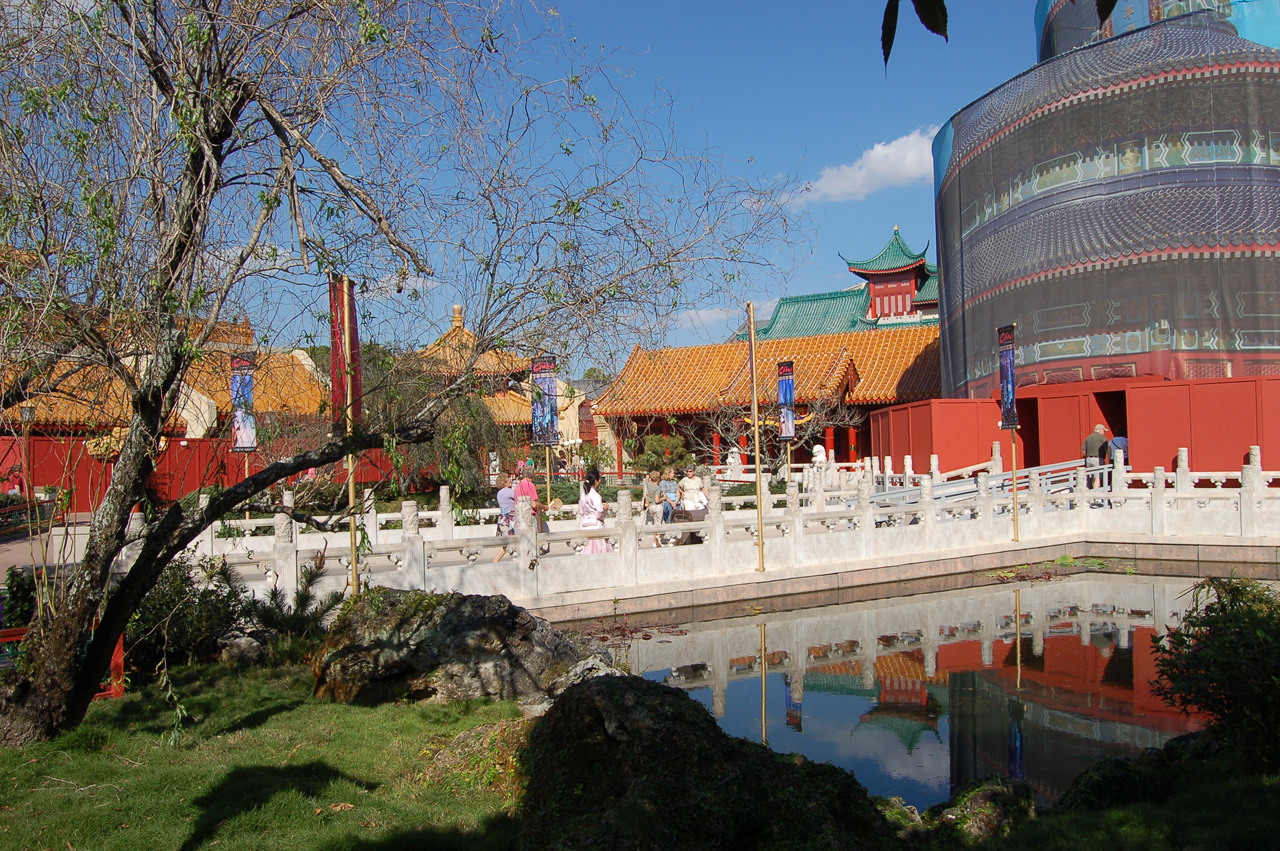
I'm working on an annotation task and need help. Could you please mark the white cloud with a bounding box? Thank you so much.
[796,126,939,206]
[675,298,779,332]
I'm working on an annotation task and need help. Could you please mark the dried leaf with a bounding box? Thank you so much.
[329,802,355,812]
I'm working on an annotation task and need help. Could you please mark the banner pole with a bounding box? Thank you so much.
[344,278,359,595]
[1011,431,1020,543]
[748,302,766,573]
[244,454,251,522]
[545,445,552,505]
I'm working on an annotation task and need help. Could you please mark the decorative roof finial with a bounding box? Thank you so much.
[451,304,464,329]
[894,224,899,231]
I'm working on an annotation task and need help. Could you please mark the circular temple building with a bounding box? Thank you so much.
[934,1,1280,398]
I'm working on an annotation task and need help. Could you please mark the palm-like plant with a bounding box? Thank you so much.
[247,548,344,639]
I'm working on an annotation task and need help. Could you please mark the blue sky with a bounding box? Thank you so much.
[551,1,1040,343]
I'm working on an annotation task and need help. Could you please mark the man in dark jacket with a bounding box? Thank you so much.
[1082,424,1109,487]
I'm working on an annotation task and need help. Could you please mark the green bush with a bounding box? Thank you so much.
[126,554,249,671]
[1152,576,1280,769]
[2,566,35,628]
[627,434,695,474]
[247,550,343,640]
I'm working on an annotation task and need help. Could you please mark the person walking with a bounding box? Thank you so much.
[679,463,706,511]
[1082,423,1109,488]
[577,469,611,555]
[492,473,515,563]
[513,466,549,533]
[659,467,679,522]
[642,469,664,545]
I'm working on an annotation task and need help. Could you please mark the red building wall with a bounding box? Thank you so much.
[0,436,393,512]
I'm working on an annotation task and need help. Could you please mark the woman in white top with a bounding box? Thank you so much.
[578,469,612,555]
[678,464,706,511]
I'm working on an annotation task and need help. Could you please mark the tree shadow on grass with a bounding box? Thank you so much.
[217,698,304,734]
[179,761,377,851]
[312,813,522,851]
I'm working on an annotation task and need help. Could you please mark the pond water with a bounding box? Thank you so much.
[595,569,1209,810]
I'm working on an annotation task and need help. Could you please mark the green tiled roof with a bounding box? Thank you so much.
[741,289,877,340]
[740,284,938,341]
[916,263,939,304]
[840,227,929,276]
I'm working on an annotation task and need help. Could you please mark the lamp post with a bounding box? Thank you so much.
[19,406,34,504]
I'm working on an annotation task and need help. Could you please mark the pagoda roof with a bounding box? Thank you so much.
[483,391,533,426]
[916,263,939,304]
[840,227,930,278]
[417,306,528,377]
[593,325,940,418]
[751,290,880,339]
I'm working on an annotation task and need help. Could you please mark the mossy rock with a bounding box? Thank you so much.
[313,590,604,705]
[1054,753,1175,813]
[516,675,900,850]
[922,777,1036,846]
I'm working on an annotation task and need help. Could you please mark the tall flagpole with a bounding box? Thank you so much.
[344,277,359,595]
[748,302,766,573]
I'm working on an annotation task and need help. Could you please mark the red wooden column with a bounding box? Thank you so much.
[848,427,858,462]
[712,432,721,465]
[824,427,835,460]
[615,439,623,477]
[738,434,749,466]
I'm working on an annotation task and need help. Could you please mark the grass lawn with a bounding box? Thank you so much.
[0,664,521,851]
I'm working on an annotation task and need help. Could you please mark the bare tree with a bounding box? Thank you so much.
[0,0,797,743]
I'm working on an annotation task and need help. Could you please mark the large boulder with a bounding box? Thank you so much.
[517,675,900,851]
[312,590,606,705]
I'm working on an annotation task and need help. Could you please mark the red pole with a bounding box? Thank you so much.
[615,438,623,477]
[738,434,749,466]
[713,432,721,466]
[824,426,835,458]
[848,427,858,462]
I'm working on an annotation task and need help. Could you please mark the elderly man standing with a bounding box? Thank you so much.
[1082,423,1109,488]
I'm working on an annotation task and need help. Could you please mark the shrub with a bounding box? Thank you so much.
[126,554,249,671]
[2,566,35,628]
[246,549,343,640]
[1151,576,1280,769]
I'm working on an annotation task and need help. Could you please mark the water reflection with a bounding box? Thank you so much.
[631,574,1204,809]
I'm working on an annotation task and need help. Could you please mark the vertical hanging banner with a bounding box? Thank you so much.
[230,353,257,453]
[328,273,363,429]
[997,324,1018,429]
[530,356,559,446]
[777,361,796,441]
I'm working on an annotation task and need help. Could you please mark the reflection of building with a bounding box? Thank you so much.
[633,574,1204,806]
[936,3,1280,398]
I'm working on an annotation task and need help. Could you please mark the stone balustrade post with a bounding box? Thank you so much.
[930,454,941,485]
[977,471,995,541]
[786,481,804,566]
[903,454,914,479]
[810,467,826,513]
[870,456,881,491]
[616,488,639,585]
[198,493,215,555]
[1026,470,1043,537]
[363,488,378,546]
[855,477,874,558]
[1151,466,1166,536]
[438,485,454,540]
[1110,451,1128,500]
[990,440,1003,475]
[918,475,935,548]
[884,456,894,487]
[274,490,298,599]
[402,499,426,589]
[1175,447,1191,494]
[516,495,538,596]
[1240,452,1261,537]
[707,485,726,573]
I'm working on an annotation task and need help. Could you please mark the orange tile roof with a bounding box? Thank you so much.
[184,350,326,417]
[592,325,940,417]
[418,307,528,377]
[483,392,533,426]
[2,362,187,435]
